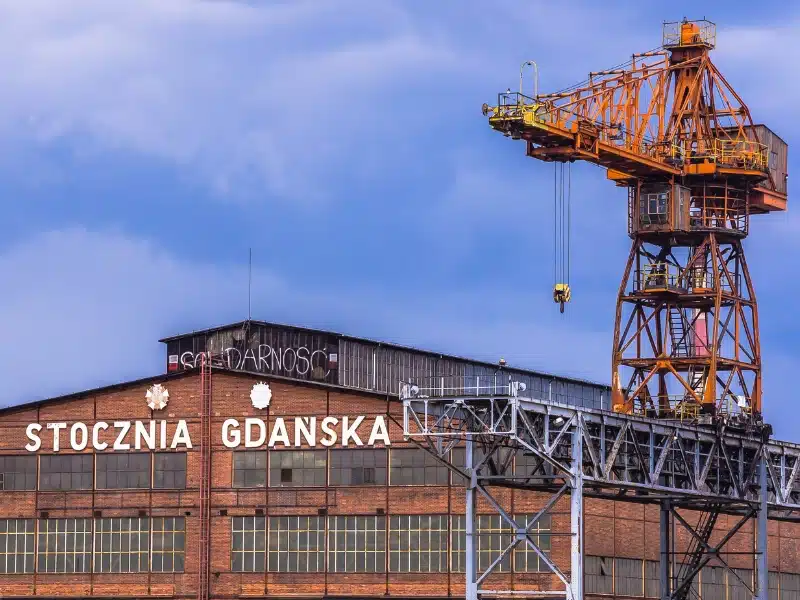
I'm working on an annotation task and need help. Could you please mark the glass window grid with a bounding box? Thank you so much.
[389,449,448,486]
[96,453,151,490]
[512,513,551,573]
[0,519,35,574]
[37,518,93,573]
[389,515,448,573]
[269,450,326,488]
[151,517,186,573]
[231,516,266,572]
[94,517,149,573]
[37,518,185,574]
[268,516,325,572]
[39,455,93,491]
[233,451,267,488]
[0,456,37,491]
[154,453,187,489]
[329,449,387,486]
[475,514,512,573]
[327,515,386,573]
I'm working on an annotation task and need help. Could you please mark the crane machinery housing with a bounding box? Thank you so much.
[482,18,788,429]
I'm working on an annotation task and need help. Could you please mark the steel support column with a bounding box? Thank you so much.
[756,455,769,600]
[660,500,671,600]
[570,419,584,600]
[465,438,478,600]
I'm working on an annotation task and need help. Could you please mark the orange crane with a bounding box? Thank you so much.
[483,19,788,425]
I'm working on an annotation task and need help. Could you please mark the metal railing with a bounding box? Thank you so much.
[400,375,524,400]
[662,20,717,49]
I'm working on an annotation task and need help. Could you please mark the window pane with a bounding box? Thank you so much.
[388,515,448,573]
[154,453,186,489]
[233,451,267,488]
[94,518,149,573]
[96,454,151,489]
[390,449,448,486]
[231,517,266,572]
[40,456,93,491]
[267,516,325,572]
[328,515,385,573]
[151,517,185,573]
[0,456,37,491]
[37,519,93,573]
[329,450,387,486]
[0,519,35,574]
[269,451,326,488]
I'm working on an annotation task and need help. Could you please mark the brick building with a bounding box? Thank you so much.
[0,321,798,600]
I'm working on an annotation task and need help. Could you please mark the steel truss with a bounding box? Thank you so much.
[401,377,798,600]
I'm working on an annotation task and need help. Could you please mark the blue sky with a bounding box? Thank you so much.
[0,1,797,436]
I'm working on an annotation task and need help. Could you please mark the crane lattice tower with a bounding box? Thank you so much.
[483,19,788,424]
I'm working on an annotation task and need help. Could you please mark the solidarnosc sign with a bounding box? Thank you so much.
[24,416,390,452]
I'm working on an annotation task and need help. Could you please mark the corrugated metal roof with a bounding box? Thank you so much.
[159,319,610,390]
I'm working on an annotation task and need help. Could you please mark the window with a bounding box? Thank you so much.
[269,450,326,487]
[96,454,151,489]
[645,560,660,597]
[390,449,448,485]
[389,515,448,573]
[701,565,726,600]
[615,557,644,597]
[37,518,93,573]
[94,517,149,572]
[154,453,186,489]
[783,573,800,600]
[151,517,185,573]
[768,571,780,600]
[451,515,466,572]
[513,513,551,572]
[476,515,512,573]
[39,455,93,491]
[0,519,35,574]
[451,514,512,574]
[770,151,778,170]
[729,568,754,600]
[328,515,386,573]
[586,556,613,595]
[0,456,37,490]
[231,517,266,572]
[233,451,267,488]
[267,516,325,572]
[329,449,387,486]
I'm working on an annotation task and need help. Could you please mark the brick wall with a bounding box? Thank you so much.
[0,370,797,599]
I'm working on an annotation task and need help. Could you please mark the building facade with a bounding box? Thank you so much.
[0,321,798,600]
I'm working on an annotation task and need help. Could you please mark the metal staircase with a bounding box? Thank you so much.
[672,505,721,600]
[669,308,690,358]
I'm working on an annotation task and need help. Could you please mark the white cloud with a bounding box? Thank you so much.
[0,228,611,408]
[0,0,455,202]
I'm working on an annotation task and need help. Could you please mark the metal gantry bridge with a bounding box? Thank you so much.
[401,376,800,600]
